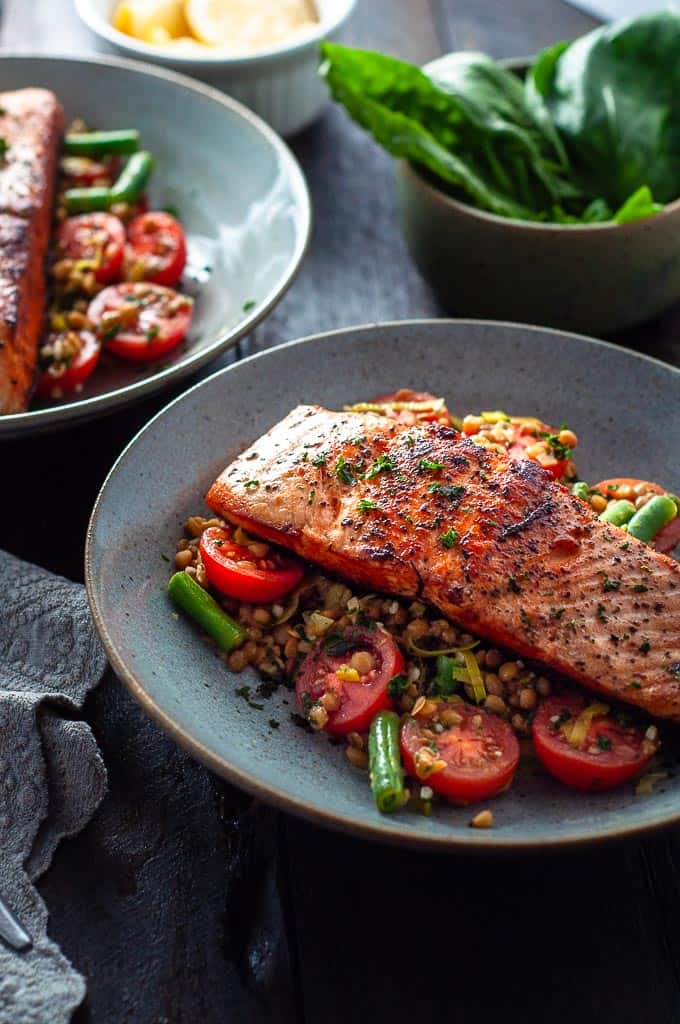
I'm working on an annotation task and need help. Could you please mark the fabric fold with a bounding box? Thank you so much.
[0,551,108,1024]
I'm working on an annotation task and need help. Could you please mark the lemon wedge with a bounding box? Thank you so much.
[113,0,189,43]
[184,0,317,52]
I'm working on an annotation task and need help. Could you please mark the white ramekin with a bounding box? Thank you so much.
[74,0,357,136]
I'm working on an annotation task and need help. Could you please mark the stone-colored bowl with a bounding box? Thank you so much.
[0,54,310,439]
[86,319,680,853]
[397,60,680,336]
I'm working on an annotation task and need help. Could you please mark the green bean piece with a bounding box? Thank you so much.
[63,186,114,214]
[63,129,140,156]
[599,499,636,528]
[368,711,406,814]
[626,495,678,544]
[110,150,154,204]
[571,481,590,501]
[168,571,247,652]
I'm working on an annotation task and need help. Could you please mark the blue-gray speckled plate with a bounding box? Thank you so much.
[0,54,310,439]
[86,321,680,851]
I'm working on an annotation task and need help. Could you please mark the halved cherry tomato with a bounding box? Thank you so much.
[56,213,126,284]
[35,331,100,399]
[400,701,519,803]
[532,691,656,793]
[508,419,567,481]
[126,211,187,287]
[87,282,193,361]
[594,478,680,554]
[200,525,304,603]
[369,388,452,425]
[60,155,119,187]
[295,626,404,736]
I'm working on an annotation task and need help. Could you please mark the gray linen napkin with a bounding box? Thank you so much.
[0,550,107,1024]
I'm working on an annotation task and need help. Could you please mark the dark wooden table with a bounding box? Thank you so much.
[4,2,680,1021]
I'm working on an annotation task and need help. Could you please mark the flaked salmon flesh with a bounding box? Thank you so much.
[207,405,680,721]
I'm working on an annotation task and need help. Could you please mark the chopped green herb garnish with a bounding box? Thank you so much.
[244,480,259,489]
[439,528,460,548]
[631,680,642,689]
[335,456,356,485]
[405,435,415,447]
[633,583,648,593]
[308,489,315,505]
[597,734,612,751]
[387,673,410,698]
[351,435,366,446]
[596,603,608,622]
[301,692,314,716]
[428,482,465,501]
[602,575,621,592]
[358,498,378,513]
[235,685,264,710]
[419,457,445,471]
[312,452,327,467]
[639,640,651,654]
[242,299,256,312]
[366,454,394,479]
[539,429,573,461]
[428,655,462,697]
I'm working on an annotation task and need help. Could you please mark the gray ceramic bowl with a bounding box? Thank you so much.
[86,320,680,852]
[397,58,680,336]
[0,54,310,439]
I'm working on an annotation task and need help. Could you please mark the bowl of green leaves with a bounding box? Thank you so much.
[322,12,680,335]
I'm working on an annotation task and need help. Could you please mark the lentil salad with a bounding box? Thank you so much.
[38,120,194,402]
[168,392,678,826]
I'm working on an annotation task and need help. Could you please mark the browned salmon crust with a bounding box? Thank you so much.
[0,88,64,413]
[207,405,680,722]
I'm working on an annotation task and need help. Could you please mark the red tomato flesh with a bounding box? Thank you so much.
[60,155,118,187]
[508,420,567,480]
[88,282,193,361]
[56,213,126,284]
[296,627,404,736]
[400,701,519,803]
[36,331,100,399]
[200,526,304,603]
[594,478,679,555]
[126,211,187,287]
[532,692,656,792]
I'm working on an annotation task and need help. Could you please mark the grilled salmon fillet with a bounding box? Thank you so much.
[0,89,64,413]
[207,405,680,721]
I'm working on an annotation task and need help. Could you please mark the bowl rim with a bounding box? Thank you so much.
[85,317,680,854]
[399,53,680,234]
[0,51,312,438]
[75,0,357,67]
[399,160,680,233]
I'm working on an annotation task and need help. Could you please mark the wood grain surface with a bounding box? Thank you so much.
[2,1,680,1022]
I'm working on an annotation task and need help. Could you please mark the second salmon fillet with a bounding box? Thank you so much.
[207,405,680,721]
[0,88,64,413]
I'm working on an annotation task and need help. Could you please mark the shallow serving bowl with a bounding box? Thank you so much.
[75,0,357,137]
[397,57,680,336]
[86,319,680,853]
[0,54,310,440]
